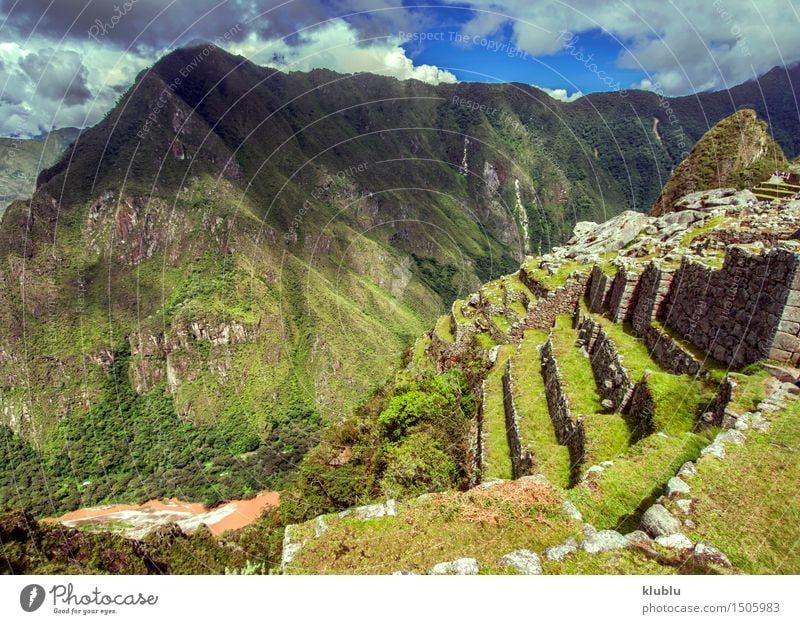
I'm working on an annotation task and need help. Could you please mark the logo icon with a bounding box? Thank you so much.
[20,584,45,612]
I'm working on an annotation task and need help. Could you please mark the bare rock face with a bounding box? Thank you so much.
[566,211,651,256]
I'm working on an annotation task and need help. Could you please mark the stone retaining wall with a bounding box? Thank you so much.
[576,315,633,411]
[587,265,612,313]
[517,270,590,330]
[541,336,585,481]
[631,263,673,333]
[662,247,800,367]
[607,269,640,323]
[638,324,703,377]
[502,361,534,479]
[625,374,655,439]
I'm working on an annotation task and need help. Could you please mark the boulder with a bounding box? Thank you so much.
[354,503,386,520]
[640,504,681,537]
[562,500,583,522]
[543,537,579,562]
[428,558,480,575]
[582,530,628,554]
[655,533,693,550]
[624,530,654,549]
[568,211,651,255]
[497,550,542,575]
[665,477,691,497]
[692,542,733,568]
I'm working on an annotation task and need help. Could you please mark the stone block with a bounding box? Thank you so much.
[773,332,800,353]
[782,305,800,323]
[778,320,800,335]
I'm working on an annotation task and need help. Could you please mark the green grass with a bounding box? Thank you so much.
[452,299,468,324]
[480,279,505,305]
[590,314,718,433]
[581,415,635,465]
[681,399,800,573]
[287,479,581,574]
[680,216,726,247]
[725,367,770,414]
[651,320,728,381]
[550,315,605,415]
[474,331,496,351]
[569,430,711,531]
[510,331,572,488]
[490,314,511,333]
[434,315,455,343]
[481,345,516,481]
[521,261,587,290]
[508,300,528,318]
[551,315,634,464]
[542,548,677,575]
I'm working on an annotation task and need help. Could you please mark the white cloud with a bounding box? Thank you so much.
[533,85,583,102]
[441,0,800,95]
[0,37,152,136]
[228,20,457,84]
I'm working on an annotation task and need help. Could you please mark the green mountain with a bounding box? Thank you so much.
[2,46,800,518]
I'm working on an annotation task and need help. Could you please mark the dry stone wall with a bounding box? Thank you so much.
[576,315,633,411]
[587,265,612,313]
[517,270,590,330]
[631,264,673,333]
[662,247,800,367]
[625,375,655,438]
[638,324,702,376]
[541,336,585,481]
[607,269,640,323]
[501,361,534,479]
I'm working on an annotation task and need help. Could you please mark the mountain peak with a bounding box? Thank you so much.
[650,108,786,216]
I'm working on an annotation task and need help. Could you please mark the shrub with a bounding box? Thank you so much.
[380,432,457,498]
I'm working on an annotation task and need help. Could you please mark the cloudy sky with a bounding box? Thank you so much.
[0,0,797,137]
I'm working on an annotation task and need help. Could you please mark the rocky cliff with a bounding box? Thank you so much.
[651,109,786,216]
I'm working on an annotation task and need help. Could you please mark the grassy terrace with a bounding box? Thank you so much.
[451,299,469,324]
[726,367,770,414]
[569,431,711,531]
[521,260,587,290]
[680,215,727,247]
[672,396,800,573]
[543,548,676,575]
[481,345,516,481]
[480,279,505,306]
[590,313,719,433]
[434,314,454,343]
[510,330,572,488]
[550,315,631,465]
[288,479,582,574]
[652,319,728,381]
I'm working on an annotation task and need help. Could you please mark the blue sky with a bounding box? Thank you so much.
[402,21,646,95]
[1,0,798,136]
